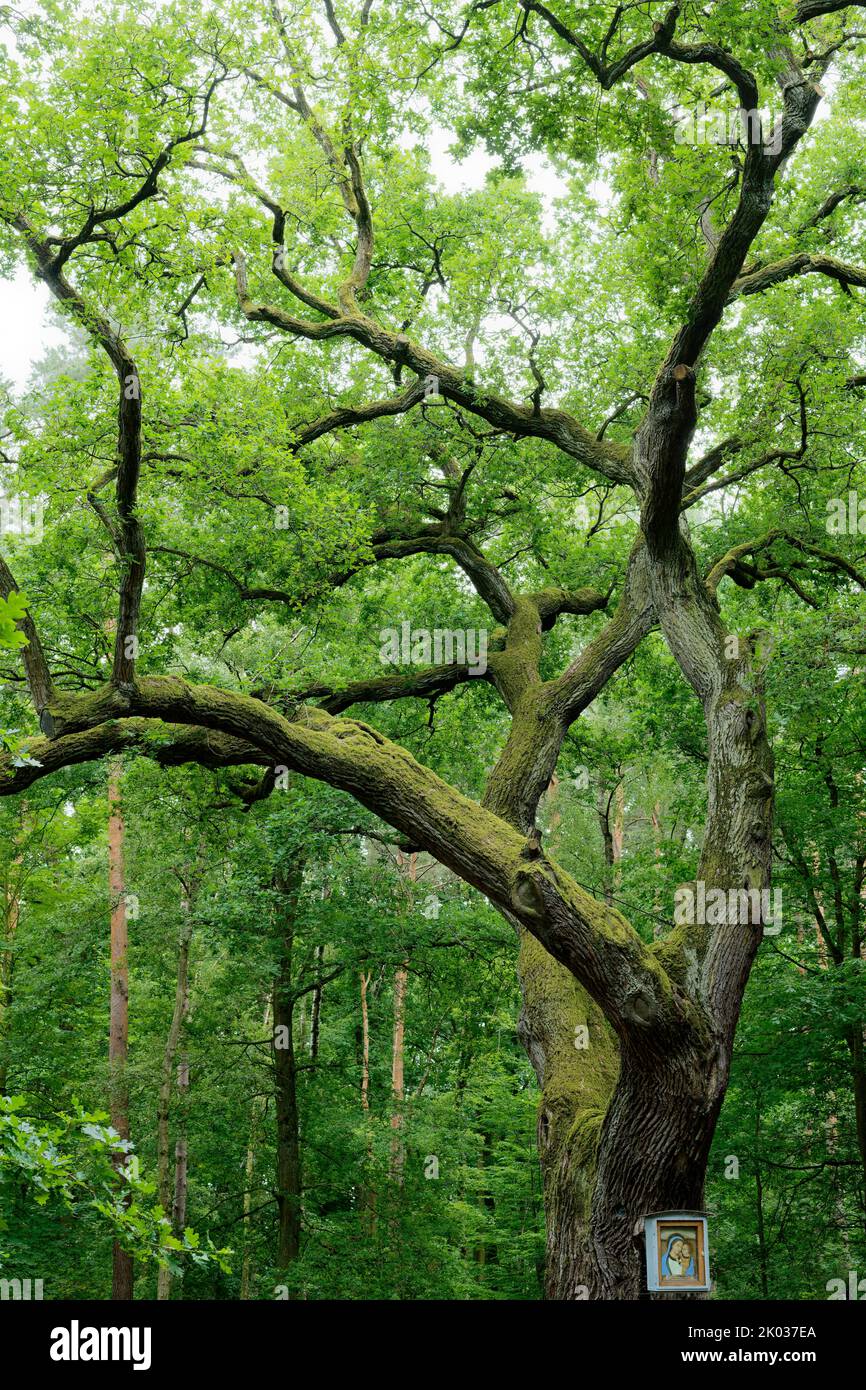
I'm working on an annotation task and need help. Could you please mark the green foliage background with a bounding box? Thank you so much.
[0,0,865,1299]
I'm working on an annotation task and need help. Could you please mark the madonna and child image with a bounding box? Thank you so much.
[662,1233,696,1279]
[644,1214,711,1293]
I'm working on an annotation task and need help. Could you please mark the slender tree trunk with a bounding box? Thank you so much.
[0,806,25,1097]
[156,898,193,1300]
[596,776,624,904]
[596,777,615,905]
[273,868,302,1273]
[845,1025,866,1204]
[309,942,324,1059]
[784,832,866,1220]
[358,969,377,1234]
[612,780,625,889]
[651,799,663,931]
[390,853,414,1184]
[108,762,133,1301]
[389,961,408,1183]
[360,972,371,1114]
[475,1126,498,1274]
[156,855,197,1300]
[754,1101,770,1298]
[0,879,17,1097]
[241,1000,271,1300]
[172,1054,189,1235]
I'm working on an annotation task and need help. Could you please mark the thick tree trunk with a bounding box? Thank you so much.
[517,931,615,1298]
[488,722,710,1301]
[525,924,725,1300]
[577,1035,723,1299]
[490,743,624,1298]
[496,443,774,1299]
[108,763,134,1301]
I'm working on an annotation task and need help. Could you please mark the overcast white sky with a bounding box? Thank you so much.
[0,272,67,389]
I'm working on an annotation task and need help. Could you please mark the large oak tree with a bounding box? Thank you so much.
[2,0,866,1298]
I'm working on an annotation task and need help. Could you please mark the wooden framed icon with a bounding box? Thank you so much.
[644,1212,711,1293]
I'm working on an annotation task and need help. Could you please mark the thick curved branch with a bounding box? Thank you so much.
[683,435,745,494]
[11,215,145,685]
[521,1,759,107]
[529,584,610,629]
[707,529,866,597]
[549,541,655,724]
[0,719,267,795]
[481,544,654,834]
[798,184,864,231]
[289,379,431,449]
[231,252,632,485]
[1,673,690,1042]
[653,50,819,382]
[730,252,866,300]
[796,0,866,20]
[271,654,499,715]
[153,521,516,622]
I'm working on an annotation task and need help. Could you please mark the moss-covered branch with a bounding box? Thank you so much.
[0,675,689,1040]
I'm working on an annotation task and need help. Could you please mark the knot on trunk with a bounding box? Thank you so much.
[624,989,656,1026]
[510,869,545,920]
